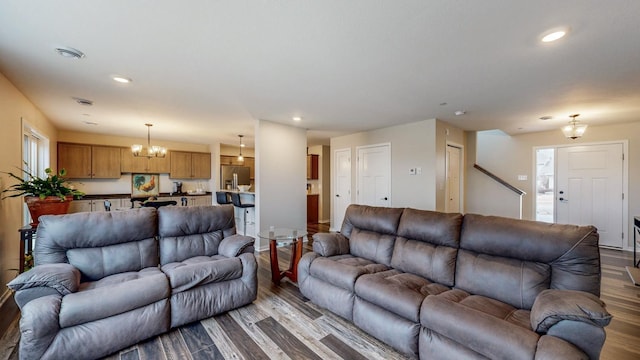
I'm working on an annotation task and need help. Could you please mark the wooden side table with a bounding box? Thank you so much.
[18,226,37,273]
[258,228,306,284]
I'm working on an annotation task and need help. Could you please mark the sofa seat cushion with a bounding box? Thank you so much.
[309,255,389,291]
[162,256,243,293]
[356,270,449,322]
[421,289,538,359]
[59,267,169,328]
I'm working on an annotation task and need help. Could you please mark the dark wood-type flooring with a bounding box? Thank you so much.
[1,223,639,360]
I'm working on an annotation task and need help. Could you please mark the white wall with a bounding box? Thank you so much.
[255,120,307,250]
[466,121,640,250]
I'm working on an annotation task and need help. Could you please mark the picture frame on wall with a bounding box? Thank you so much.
[132,174,159,197]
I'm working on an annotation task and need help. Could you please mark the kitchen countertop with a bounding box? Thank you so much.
[77,192,212,200]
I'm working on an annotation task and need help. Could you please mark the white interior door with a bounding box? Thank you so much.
[357,144,391,207]
[445,144,462,213]
[556,143,623,248]
[333,148,351,231]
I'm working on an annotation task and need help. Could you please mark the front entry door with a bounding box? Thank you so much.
[357,143,391,207]
[556,143,624,248]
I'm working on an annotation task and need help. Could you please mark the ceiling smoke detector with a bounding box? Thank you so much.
[454,110,466,116]
[55,46,85,59]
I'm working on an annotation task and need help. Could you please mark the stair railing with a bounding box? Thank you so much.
[473,164,527,219]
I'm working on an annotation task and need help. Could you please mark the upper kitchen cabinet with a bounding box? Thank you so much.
[307,154,319,180]
[170,151,211,179]
[220,155,246,166]
[121,148,170,173]
[58,143,121,179]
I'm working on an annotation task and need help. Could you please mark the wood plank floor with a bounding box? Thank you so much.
[1,224,639,360]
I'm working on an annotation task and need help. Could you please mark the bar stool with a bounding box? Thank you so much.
[216,191,232,205]
[230,192,254,236]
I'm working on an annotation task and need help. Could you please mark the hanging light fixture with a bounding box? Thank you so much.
[131,123,167,158]
[237,135,244,162]
[561,114,587,139]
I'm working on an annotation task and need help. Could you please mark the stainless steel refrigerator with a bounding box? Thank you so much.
[220,165,250,190]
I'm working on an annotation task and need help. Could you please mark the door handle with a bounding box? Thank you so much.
[336,194,340,197]
[559,197,568,202]
[382,197,388,201]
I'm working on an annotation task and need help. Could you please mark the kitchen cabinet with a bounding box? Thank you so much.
[307,194,319,223]
[243,157,255,180]
[121,148,171,173]
[170,151,211,179]
[307,154,319,180]
[58,143,121,179]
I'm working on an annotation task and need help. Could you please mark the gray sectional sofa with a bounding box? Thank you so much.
[7,205,257,360]
[298,205,612,359]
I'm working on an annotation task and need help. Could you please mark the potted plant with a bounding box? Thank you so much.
[2,165,84,227]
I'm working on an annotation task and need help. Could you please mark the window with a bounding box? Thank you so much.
[535,148,554,223]
[22,120,50,225]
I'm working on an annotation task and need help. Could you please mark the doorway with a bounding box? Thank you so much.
[332,148,351,231]
[356,143,391,207]
[534,142,626,248]
[445,144,463,213]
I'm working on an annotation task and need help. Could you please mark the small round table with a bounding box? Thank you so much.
[257,228,306,284]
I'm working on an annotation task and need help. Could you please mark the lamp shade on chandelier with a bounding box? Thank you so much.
[237,135,244,162]
[132,123,167,158]
[561,114,587,139]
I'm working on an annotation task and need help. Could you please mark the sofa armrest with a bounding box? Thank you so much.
[7,263,80,307]
[312,232,349,257]
[219,235,255,257]
[531,289,611,334]
[19,294,62,360]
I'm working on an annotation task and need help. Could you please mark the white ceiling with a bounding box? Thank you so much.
[1,1,639,148]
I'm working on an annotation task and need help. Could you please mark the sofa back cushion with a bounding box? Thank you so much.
[456,214,600,310]
[158,205,236,264]
[392,208,462,286]
[341,205,403,266]
[35,208,158,281]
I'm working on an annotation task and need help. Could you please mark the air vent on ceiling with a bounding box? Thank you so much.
[73,97,93,106]
[55,47,85,59]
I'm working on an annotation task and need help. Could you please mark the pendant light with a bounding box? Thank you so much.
[237,135,244,162]
[561,114,587,139]
[132,123,167,158]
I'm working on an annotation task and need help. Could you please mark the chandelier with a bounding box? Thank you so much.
[561,114,587,139]
[131,123,167,158]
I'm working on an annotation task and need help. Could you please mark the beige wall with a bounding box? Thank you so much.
[330,118,465,218]
[466,122,640,249]
[0,72,58,291]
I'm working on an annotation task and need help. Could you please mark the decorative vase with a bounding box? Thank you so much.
[24,196,73,228]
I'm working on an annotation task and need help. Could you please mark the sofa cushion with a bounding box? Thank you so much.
[67,238,158,281]
[355,270,449,322]
[309,255,389,291]
[530,289,612,333]
[349,229,396,266]
[391,237,458,287]
[460,214,600,296]
[340,204,404,238]
[35,208,158,279]
[421,291,539,359]
[455,250,550,310]
[397,208,462,248]
[59,267,169,328]
[158,205,237,264]
[162,256,243,293]
[7,263,80,295]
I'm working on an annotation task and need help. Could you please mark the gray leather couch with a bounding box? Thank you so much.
[7,205,257,360]
[298,205,612,359]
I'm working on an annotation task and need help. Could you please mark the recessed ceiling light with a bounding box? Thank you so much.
[55,46,85,59]
[454,110,466,116]
[541,28,569,43]
[539,116,553,120]
[112,76,132,84]
[293,116,302,121]
[72,97,93,106]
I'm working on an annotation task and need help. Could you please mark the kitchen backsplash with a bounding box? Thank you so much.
[70,174,215,195]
